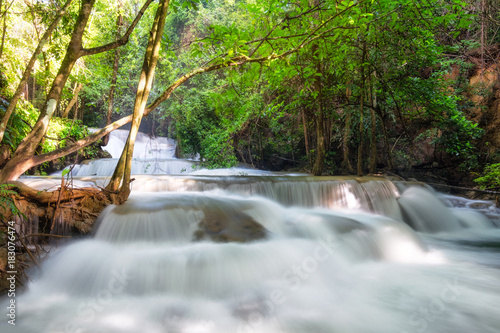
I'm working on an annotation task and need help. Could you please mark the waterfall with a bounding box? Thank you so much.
[69,158,197,177]
[6,132,500,333]
[101,129,177,159]
[59,130,197,177]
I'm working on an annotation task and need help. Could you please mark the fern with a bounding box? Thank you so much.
[0,183,24,221]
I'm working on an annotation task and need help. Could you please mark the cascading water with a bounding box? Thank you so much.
[5,131,500,333]
[65,130,196,176]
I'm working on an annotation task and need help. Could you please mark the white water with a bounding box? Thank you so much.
[101,129,177,160]
[5,132,500,333]
[54,130,286,177]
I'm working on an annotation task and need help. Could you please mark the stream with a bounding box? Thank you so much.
[2,130,500,333]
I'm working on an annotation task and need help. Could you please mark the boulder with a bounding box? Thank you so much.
[194,207,267,243]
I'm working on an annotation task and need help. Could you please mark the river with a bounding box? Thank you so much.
[2,130,500,333]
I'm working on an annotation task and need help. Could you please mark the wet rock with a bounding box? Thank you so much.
[194,207,267,243]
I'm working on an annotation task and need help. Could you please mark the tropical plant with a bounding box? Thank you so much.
[474,163,500,190]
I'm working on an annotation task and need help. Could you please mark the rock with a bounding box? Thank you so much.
[194,207,267,243]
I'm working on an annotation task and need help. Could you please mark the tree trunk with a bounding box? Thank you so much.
[357,104,364,177]
[106,0,170,199]
[311,58,325,175]
[369,106,377,173]
[106,140,128,191]
[309,0,325,176]
[341,110,354,173]
[62,82,83,118]
[302,108,310,164]
[380,115,394,170]
[0,0,94,181]
[103,11,123,146]
[369,75,377,174]
[357,43,367,177]
[0,0,73,144]
[75,95,83,121]
[0,0,6,59]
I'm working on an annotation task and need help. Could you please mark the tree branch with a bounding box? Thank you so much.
[0,0,15,19]
[30,114,133,166]
[79,0,153,56]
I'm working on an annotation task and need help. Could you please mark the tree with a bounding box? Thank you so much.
[62,82,83,118]
[103,1,124,146]
[0,0,367,183]
[0,0,153,181]
[2,0,479,187]
[0,0,74,143]
[106,0,170,198]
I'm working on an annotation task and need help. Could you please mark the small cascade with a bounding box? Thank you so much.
[398,187,496,232]
[102,129,177,159]
[440,194,500,227]
[69,158,197,177]
[130,176,403,219]
[61,129,197,176]
[18,172,500,234]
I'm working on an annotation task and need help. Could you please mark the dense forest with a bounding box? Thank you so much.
[0,0,499,191]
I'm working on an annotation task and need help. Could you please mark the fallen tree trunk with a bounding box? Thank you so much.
[2,184,121,239]
[4,181,102,204]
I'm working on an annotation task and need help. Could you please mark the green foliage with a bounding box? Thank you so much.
[171,0,202,12]
[2,100,38,150]
[43,117,100,167]
[1,0,492,177]
[0,184,24,221]
[434,107,483,169]
[1,98,98,172]
[165,72,244,168]
[200,128,238,168]
[474,164,500,190]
